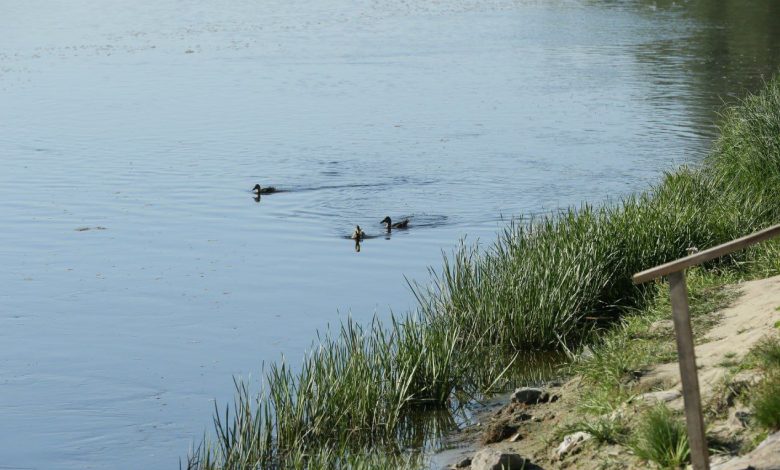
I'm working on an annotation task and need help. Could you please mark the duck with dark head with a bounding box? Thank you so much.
[252,184,278,195]
[381,216,409,233]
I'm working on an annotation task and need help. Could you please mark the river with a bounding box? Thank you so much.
[1,0,779,468]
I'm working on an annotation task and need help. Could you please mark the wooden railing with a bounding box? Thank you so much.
[632,223,780,470]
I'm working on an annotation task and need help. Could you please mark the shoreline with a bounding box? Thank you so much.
[439,274,780,469]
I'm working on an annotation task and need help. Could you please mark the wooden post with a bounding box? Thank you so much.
[632,226,780,470]
[668,270,709,470]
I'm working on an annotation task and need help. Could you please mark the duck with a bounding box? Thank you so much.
[252,184,278,195]
[351,225,366,240]
[381,216,409,232]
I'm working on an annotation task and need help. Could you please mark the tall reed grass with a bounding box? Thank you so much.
[187,76,780,468]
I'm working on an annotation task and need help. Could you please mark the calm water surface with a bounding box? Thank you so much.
[1,0,779,467]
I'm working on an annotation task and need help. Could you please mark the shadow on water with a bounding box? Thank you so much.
[379,351,568,466]
[617,0,780,141]
[397,408,463,455]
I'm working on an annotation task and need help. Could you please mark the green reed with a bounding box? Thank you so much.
[631,405,691,469]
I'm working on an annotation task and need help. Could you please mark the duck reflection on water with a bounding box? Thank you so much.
[351,225,365,252]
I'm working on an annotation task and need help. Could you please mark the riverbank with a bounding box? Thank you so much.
[442,272,780,469]
[185,76,780,469]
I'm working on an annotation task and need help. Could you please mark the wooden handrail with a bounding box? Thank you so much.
[633,223,780,284]
[631,221,780,470]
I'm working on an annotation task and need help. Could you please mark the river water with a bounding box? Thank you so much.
[1,1,779,468]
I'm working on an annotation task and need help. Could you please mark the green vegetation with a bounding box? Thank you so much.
[751,336,780,370]
[630,405,690,469]
[569,267,742,415]
[560,415,630,445]
[186,77,780,468]
[750,336,780,431]
[753,376,780,431]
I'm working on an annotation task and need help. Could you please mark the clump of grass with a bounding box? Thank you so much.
[707,75,780,229]
[752,374,780,431]
[749,336,780,431]
[751,336,780,370]
[560,416,629,445]
[186,312,515,468]
[568,267,738,414]
[738,335,780,373]
[630,405,690,469]
[571,331,674,414]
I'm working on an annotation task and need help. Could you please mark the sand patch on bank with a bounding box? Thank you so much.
[640,275,780,407]
[443,275,780,470]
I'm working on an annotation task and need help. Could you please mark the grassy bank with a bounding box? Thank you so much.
[546,285,780,469]
[185,75,780,469]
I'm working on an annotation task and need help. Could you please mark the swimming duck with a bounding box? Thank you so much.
[252,184,278,195]
[381,216,409,232]
[351,225,366,240]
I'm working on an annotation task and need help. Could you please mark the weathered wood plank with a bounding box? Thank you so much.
[632,223,780,284]
[668,271,709,470]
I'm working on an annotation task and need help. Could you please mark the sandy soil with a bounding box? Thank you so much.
[440,274,780,470]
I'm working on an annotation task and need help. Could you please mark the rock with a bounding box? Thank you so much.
[471,448,537,470]
[605,445,622,457]
[620,369,645,385]
[555,431,592,459]
[510,387,550,405]
[635,389,681,403]
[711,454,734,466]
[481,422,518,444]
[579,346,595,360]
[734,409,752,426]
[731,370,762,392]
[607,408,624,422]
[712,430,780,470]
[495,402,533,421]
[648,319,674,336]
[709,422,743,442]
[714,370,763,413]
[723,405,753,429]
[454,457,472,468]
